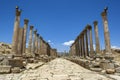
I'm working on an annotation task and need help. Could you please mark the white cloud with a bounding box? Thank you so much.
[48,40,54,45]
[111,45,120,49]
[48,40,51,43]
[62,40,74,46]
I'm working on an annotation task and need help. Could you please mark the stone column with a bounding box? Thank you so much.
[75,38,79,56]
[81,33,85,58]
[75,40,77,56]
[36,33,39,54]
[28,26,33,53]
[72,43,76,56]
[12,6,21,54]
[93,21,100,54]
[32,29,37,55]
[40,37,43,55]
[22,19,29,53]
[79,36,82,57]
[38,36,41,54]
[84,29,89,57]
[47,43,50,56]
[101,10,112,54]
[17,27,24,56]
[87,25,94,57]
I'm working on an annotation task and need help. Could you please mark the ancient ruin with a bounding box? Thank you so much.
[0,6,120,80]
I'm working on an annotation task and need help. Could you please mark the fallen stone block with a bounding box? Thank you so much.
[106,69,115,74]
[100,61,115,69]
[92,62,100,68]
[116,67,120,73]
[0,65,11,74]
[90,68,102,72]
[11,67,20,73]
[26,62,44,69]
[8,59,24,68]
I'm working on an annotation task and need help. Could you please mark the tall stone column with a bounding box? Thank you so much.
[75,38,79,56]
[79,36,82,57]
[28,26,33,53]
[32,29,37,55]
[93,21,100,54]
[47,43,50,56]
[75,41,77,56]
[40,37,43,55]
[22,19,29,53]
[101,10,112,54]
[38,36,41,54]
[87,25,94,57]
[12,6,21,54]
[17,27,24,56]
[36,33,39,54]
[84,29,89,57]
[81,33,85,58]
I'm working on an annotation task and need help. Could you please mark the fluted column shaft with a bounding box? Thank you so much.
[94,21,100,54]
[36,34,39,54]
[22,19,29,53]
[79,37,82,57]
[32,30,37,55]
[40,37,43,55]
[28,26,33,53]
[12,6,21,54]
[84,29,89,57]
[17,27,24,56]
[81,34,85,58]
[88,25,94,57]
[101,11,111,54]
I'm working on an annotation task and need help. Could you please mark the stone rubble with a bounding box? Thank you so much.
[0,58,117,80]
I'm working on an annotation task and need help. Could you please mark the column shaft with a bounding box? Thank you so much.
[17,27,24,56]
[12,7,21,54]
[101,11,111,54]
[32,30,37,55]
[28,26,33,53]
[22,19,29,53]
[85,29,89,56]
[88,25,94,57]
[94,21,100,54]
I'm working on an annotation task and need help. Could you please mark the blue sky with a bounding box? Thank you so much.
[0,0,120,52]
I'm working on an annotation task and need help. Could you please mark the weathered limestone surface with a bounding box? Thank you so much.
[12,6,21,55]
[22,19,29,53]
[17,27,24,56]
[101,10,111,55]
[28,26,33,53]
[93,21,100,54]
[0,58,115,80]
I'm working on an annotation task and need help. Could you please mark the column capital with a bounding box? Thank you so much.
[37,33,39,37]
[86,24,92,30]
[83,29,87,33]
[16,6,21,16]
[30,26,34,29]
[40,36,43,40]
[80,31,84,36]
[101,11,107,16]
[101,7,108,16]
[24,19,29,24]
[93,21,98,25]
[34,29,37,34]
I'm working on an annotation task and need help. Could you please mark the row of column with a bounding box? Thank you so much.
[70,8,112,58]
[11,6,57,58]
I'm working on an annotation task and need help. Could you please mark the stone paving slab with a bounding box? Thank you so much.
[0,58,119,80]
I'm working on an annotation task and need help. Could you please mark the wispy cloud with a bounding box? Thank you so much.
[62,40,74,46]
[48,40,51,43]
[48,40,54,45]
[111,45,120,49]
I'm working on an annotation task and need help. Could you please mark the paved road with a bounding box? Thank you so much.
[0,58,113,80]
